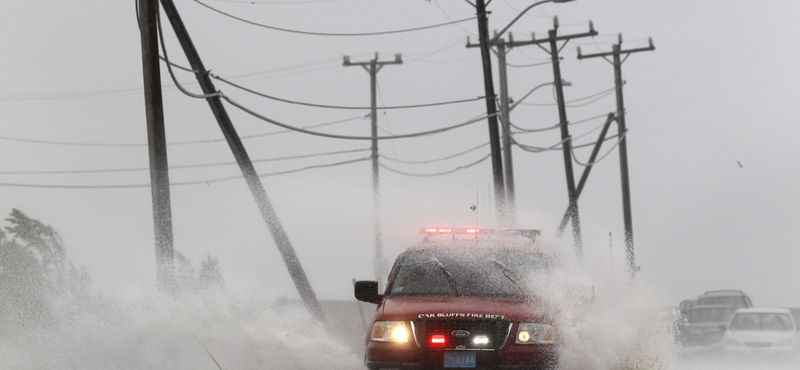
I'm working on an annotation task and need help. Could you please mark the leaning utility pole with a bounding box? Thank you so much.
[158,0,325,322]
[472,0,506,222]
[578,35,655,277]
[466,35,515,226]
[138,0,174,293]
[555,113,617,236]
[512,17,597,256]
[343,52,402,287]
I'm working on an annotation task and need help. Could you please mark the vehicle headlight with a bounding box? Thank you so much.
[371,321,409,342]
[515,323,555,344]
[775,338,794,347]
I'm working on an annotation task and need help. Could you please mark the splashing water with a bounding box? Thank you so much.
[0,291,363,370]
[526,235,680,370]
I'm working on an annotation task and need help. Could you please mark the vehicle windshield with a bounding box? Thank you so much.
[697,296,745,308]
[388,247,553,298]
[687,307,734,323]
[729,312,794,331]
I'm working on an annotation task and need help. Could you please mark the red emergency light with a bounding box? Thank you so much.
[421,228,453,234]
[462,228,481,234]
[430,334,447,345]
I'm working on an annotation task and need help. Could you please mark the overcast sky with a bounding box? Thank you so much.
[0,0,798,307]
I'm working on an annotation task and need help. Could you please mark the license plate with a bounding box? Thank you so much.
[444,351,476,368]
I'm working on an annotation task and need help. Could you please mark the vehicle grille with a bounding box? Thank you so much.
[744,342,774,348]
[413,318,512,349]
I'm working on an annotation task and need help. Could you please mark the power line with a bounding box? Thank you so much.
[223,94,493,140]
[191,0,476,36]
[571,131,627,167]
[0,157,370,189]
[210,73,483,110]
[380,142,489,164]
[155,17,494,142]
[0,148,370,175]
[0,115,366,147]
[518,85,619,107]
[506,60,552,68]
[509,112,611,134]
[378,154,491,177]
[205,0,340,4]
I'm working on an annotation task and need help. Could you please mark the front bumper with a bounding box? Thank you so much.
[365,340,558,369]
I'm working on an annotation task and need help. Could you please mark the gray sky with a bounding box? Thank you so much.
[0,0,798,307]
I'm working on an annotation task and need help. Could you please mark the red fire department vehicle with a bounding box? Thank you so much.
[355,227,562,370]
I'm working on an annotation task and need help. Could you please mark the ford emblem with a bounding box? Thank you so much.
[451,330,470,338]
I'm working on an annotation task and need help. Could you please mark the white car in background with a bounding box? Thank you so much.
[721,308,800,355]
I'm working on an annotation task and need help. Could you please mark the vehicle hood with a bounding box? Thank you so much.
[377,295,556,323]
[724,330,795,343]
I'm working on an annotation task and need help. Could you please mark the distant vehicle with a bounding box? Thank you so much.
[354,227,571,370]
[696,290,753,310]
[721,308,800,354]
[681,305,736,347]
[679,300,696,317]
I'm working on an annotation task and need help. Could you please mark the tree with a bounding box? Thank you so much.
[0,209,91,332]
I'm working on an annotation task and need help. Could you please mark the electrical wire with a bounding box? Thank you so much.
[0,115,366,147]
[433,0,477,37]
[210,73,483,110]
[506,60,552,68]
[518,85,620,107]
[0,157,370,189]
[572,131,627,166]
[0,148,370,175]
[157,6,221,100]
[191,0,476,36]
[223,94,494,140]
[155,14,493,142]
[205,0,340,4]
[378,154,491,177]
[509,113,611,134]
[380,142,489,164]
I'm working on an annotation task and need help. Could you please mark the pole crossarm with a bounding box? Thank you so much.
[578,37,655,60]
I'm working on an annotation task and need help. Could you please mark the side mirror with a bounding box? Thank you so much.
[719,325,727,332]
[354,280,383,304]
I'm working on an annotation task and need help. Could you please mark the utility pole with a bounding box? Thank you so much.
[555,113,616,236]
[496,38,515,226]
[472,0,506,222]
[343,52,402,287]
[507,18,596,256]
[139,0,174,293]
[466,35,514,225]
[159,0,325,322]
[578,35,654,277]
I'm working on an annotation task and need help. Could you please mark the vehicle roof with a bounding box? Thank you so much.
[407,236,548,252]
[700,290,747,297]
[690,304,735,310]
[734,307,791,314]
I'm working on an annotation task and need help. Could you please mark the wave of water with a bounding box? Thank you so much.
[0,292,362,370]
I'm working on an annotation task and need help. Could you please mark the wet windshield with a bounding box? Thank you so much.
[696,296,746,308]
[388,247,553,298]
[687,307,734,323]
[729,313,794,331]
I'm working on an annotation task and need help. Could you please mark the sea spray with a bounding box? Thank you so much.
[0,291,362,370]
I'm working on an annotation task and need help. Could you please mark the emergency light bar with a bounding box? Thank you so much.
[420,227,541,239]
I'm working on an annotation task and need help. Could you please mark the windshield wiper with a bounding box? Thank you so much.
[429,255,460,296]
[491,259,526,296]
